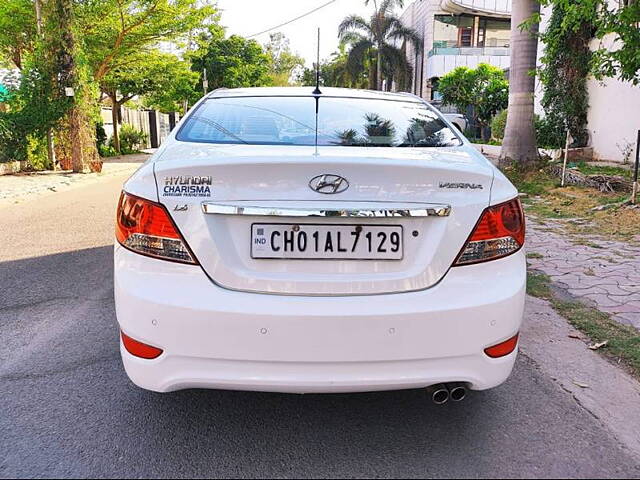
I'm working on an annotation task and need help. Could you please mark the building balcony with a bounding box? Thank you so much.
[441,0,511,18]
[428,46,510,57]
[426,51,510,79]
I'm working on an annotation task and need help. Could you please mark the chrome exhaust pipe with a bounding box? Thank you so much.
[447,383,467,402]
[427,384,450,405]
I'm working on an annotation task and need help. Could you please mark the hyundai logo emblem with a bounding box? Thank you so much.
[309,174,349,194]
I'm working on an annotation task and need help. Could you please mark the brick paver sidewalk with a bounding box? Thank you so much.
[526,218,640,329]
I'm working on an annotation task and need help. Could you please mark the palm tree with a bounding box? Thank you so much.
[339,0,421,91]
[323,43,368,88]
[499,0,541,168]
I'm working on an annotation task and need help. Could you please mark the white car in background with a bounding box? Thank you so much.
[443,113,468,133]
[114,87,525,404]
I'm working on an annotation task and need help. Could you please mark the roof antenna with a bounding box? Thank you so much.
[312,28,322,95]
[313,28,321,155]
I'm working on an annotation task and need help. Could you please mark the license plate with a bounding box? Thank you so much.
[251,224,403,260]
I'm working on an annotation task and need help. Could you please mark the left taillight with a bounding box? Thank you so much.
[116,191,197,264]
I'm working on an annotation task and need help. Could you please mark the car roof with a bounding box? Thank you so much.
[206,86,422,102]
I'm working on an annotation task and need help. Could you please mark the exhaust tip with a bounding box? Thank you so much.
[428,384,450,405]
[447,383,467,402]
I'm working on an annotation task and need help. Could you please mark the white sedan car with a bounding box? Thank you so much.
[114,87,525,403]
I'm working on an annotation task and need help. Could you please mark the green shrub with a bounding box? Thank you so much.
[489,110,564,150]
[491,109,507,140]
[110,123,148,154]
[119,123,148,153]
[463,127,478,141]
[96,122,107,150]
[98,144,118,157]
[535,116,565,149]
[0,67,70,165]
[26,135,50,170]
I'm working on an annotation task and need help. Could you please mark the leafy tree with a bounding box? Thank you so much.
[301,43,369,88]
[264,32,305,86]
[190,33,272,91]
[100,50,198,152]
[540,0,640,85]
[50,0,99,172]
[339,0,420,90]
[142,62,200,114]
[596,1,640,84]
[533,0,640,157]
[438,64,509,140]
[0,0,36,70]
[77,0,217,82]
[538,1,594,149]
[0,63,68,166]
[46,0,101,173]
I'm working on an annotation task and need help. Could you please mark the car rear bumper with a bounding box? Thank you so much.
[114,245,526,394]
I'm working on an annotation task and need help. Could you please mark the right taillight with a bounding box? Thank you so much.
[454,197,525,266]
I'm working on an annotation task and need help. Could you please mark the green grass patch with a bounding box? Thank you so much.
[527,271,553,299]
[573,161,632,179]
[571,239,604,249]
[526,252,544,259]
[503,167,559,197]
[594,194,628,206]
[527,271,640,377]
[500,163,639,240]
[468,138,502,146]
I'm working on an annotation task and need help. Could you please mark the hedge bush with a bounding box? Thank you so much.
[490,110,565,150]
[109,123,148,154]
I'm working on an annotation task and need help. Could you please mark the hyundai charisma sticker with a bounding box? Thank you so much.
[163,176,212,197]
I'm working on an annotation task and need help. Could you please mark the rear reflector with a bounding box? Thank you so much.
[121,331,163,360]
[454,197,525,266]
[116,191,197,264]
[484,333,519,358]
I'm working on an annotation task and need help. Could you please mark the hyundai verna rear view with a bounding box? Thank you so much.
[114,87,525,402]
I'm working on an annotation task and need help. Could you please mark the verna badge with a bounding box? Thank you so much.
[439,182,484,190]
[309,174,349,194]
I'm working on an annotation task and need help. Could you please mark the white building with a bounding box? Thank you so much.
[399,0,512,102]
[535,3,640,164]
[401,1,639,163]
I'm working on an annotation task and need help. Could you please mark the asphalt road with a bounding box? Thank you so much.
[1,174,639,478]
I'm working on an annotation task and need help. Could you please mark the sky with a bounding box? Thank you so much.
[215,0,380,67]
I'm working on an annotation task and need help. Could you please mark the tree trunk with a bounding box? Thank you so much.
[110,93,121,154]
[376,49,382,91]
[368,61,376,90]
[52,0,100,173]
[34,0,57,170]
[499,0,540,169]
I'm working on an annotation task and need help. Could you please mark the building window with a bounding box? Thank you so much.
[483,19,511,48]
[434,15,510,50]
[433,15,474,48]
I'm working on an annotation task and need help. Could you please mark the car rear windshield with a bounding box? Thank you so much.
[176,96,462,147]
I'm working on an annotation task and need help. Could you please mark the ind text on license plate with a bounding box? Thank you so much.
[251,223,403,260]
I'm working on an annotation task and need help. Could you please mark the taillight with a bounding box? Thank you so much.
[116,192,197,264]
[454,198,525,266]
